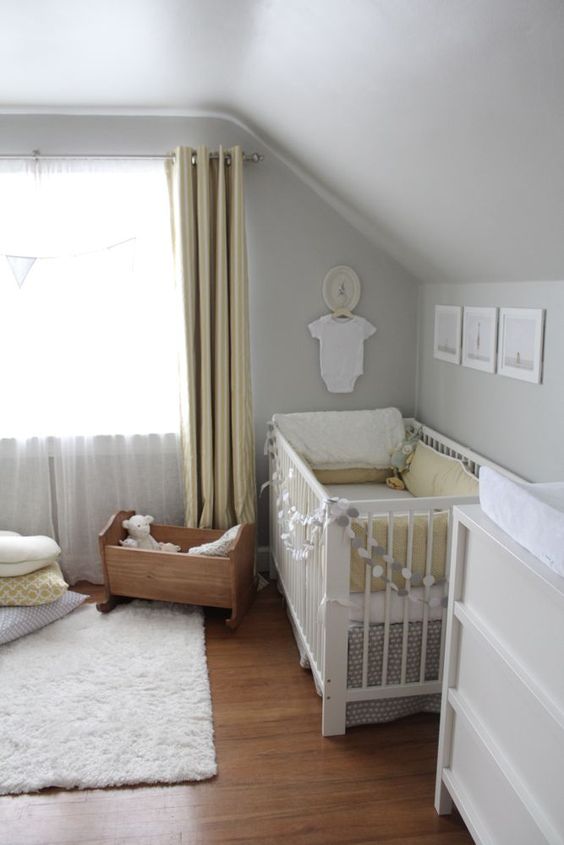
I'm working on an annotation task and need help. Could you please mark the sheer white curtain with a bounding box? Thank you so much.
[0,439,55,537]
[53,435,184,583]
[0,159,184,583]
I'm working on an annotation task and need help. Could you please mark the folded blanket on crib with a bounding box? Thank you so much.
[273,408,405,470]
[350,512,448,592]
[480,467,564,577]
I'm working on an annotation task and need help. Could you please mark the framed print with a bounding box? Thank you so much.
[497,307,545,384]
[462,307,498,373]
[433,305,462,364]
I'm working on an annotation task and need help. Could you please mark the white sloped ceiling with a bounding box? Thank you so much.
[1,0,563,283]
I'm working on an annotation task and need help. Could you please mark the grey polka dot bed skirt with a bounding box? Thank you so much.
[346,619,442,726]
[280,580,442,727]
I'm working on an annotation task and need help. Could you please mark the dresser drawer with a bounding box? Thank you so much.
[461,527,564,708]
[436,505,564,844]
[448,710,544,845]
[456,623,564,835]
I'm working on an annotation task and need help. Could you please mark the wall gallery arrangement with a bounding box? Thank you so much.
[433,305,545,384]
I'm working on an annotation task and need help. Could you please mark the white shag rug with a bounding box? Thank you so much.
[0,601,217,795]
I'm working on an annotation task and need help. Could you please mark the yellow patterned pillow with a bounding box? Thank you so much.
[0,562,68,606]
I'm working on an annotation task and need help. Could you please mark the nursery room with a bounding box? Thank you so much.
[0,1,563,844]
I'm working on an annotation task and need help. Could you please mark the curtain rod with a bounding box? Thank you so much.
[0,150,264,165]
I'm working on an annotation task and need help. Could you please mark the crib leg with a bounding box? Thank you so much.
[322,692,347,736]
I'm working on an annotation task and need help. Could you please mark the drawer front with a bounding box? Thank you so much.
[457,624,564,835]
[449,711,544,845]
[461,529,564,708]
[106,548,232,607]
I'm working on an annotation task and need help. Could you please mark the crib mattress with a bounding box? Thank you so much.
[348,585,444,624]
[324,481,414,501]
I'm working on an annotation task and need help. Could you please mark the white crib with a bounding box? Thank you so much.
[268,419,522,736]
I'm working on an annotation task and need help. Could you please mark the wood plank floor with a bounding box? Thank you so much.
[0,583,471,845]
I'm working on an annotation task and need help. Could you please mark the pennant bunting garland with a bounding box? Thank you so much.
[2,238,136,289]
[6,256,36,287]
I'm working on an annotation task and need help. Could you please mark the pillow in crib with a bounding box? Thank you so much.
[0,562,68,606]
[273,408,405,470]
[403,442,478,498]
[314,467,391,484]
[187,525,240,557]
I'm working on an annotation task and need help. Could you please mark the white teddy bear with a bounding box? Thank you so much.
[120,515,180,553]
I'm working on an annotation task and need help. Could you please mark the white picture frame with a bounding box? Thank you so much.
[497,307,545,384]
[462,307,498,373]
[433,305,462,364]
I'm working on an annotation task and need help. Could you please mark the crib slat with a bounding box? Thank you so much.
[318,536,323,674]
[438,509,453,681]
[361,515,373,689]
[400,510,414,684]
[381,511,394,686]
[419,509,434,683]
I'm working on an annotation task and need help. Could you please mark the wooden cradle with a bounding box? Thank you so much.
[97,510,256,629]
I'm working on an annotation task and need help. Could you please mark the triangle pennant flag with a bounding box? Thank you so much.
[6,255,37,288]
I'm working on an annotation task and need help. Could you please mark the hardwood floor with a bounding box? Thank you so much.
[0,583,470,845]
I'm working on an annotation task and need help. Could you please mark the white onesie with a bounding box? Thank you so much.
[308,314,376,393]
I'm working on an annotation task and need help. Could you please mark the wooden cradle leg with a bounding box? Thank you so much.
[96,594,131,614]
[225,527,257,630]
[225,578,257,630]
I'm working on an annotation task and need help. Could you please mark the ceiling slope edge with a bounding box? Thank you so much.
[0,105,427,285]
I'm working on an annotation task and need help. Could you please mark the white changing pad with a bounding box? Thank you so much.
[479,467,564,577]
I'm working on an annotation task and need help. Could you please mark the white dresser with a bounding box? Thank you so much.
[435,504,564,845]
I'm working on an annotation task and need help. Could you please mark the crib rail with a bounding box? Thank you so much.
[414,420,525,482]
[269,430,328,692]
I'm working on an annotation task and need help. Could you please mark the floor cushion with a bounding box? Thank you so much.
[0,591,86,645]
[0,532,61,576]
[0,562,68,606]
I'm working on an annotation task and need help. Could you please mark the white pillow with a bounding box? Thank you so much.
[273,408,405,469]
[0,533,61,576]
[187,525,240,557]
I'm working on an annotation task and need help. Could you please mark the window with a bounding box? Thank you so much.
[0,159,185,584]
[0,159,180,437]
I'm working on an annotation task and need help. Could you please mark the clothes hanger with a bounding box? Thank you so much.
[331,307,354,319]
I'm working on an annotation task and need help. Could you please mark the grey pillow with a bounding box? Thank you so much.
[0,591,87,645]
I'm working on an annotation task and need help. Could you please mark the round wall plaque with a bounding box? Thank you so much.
[322,265,361,312]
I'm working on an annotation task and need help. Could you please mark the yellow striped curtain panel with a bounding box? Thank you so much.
[167,146,256,529]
